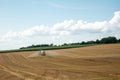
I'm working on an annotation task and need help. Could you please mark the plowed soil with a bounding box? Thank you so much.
[0,44,120,80]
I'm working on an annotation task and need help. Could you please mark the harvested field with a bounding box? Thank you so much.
[0,44,120,80]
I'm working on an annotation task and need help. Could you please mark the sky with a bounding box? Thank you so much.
[0,0,120,50]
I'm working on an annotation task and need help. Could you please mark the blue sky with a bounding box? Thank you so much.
[0,0,120,50]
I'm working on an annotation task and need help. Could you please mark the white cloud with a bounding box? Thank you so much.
[109,11,120,24]
[20,25,49,37]
[109,11,120,31]
[0,25,49,41]
[50,20,74,35]
[59,31,71,36]
[0,11,120,42]
[72,20,108,32]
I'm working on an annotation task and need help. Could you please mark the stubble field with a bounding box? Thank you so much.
[0,44,120,80]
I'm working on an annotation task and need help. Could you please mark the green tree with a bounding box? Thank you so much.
[95,39,100,44]
[100,36,117,43]
[118,39,120,43]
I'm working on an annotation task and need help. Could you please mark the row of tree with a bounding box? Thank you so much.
[20,44,53,49]
[20,36,120,49]
[81,36,119,44]
[64,36,120,45]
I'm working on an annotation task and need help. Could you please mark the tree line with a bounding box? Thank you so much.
[20,36,120,49]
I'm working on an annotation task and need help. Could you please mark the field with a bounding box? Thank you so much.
[0,44,120,80]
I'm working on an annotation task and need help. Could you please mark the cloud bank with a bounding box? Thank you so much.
[0,11,120,42]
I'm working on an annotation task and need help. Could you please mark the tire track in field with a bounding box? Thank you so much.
[0,64,34,80]
[0,55,73,80]
[0,54,42,80]
[7,54,44,78]
[6,55,43,78]
[0,54,28,70]
[9,54,46,73]
[12,54,59,69]
[7,54,37,70]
